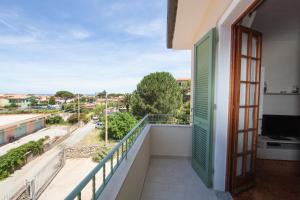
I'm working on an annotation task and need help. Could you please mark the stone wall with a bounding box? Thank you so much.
[64,145,102,159]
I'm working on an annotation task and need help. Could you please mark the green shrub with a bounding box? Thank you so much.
[46,115,63,124]
[107,112,137,140]
[91,147,110,162]
[0,137,47,180]
[67,113,89,124]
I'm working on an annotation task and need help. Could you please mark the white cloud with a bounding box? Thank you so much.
[0,19,17,31]
[70,30,91,39]
[124,19,163,37]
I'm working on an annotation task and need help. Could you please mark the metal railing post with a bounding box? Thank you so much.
[110,156,113,173]
[125,140,128,159]
[103,163,106,185]
[92,176,96,200]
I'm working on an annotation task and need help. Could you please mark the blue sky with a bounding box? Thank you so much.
[0,0,190,94]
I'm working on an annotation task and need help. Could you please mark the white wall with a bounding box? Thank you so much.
[252,0,300,115]
[150,125,192,157]
[212,0,255,191]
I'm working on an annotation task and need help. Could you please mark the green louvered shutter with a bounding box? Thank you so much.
[192,28,215,188]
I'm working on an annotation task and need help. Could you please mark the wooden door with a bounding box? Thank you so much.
[192,28,215,187]
[230,25,262,193]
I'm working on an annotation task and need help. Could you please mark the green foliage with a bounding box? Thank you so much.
[29,96,38,106]
[55,91,74,102]
[67,113,89,124]
[48,96,56,105]
[4,102,19,109]
[91,147,110,162]
[131,72,183,117]
[179,80,191,103]
[107,112,137,140]
[62,103,77,113]
[0,109,59,115]
[46,115,64,124]
[107,93,123,98]
[177,101,191,124]
[122,93,132,112]
[0,138,47,180]
[96,90,106,98]
[93,104,105,117]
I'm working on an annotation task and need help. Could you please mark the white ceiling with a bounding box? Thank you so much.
[252,0,300,30]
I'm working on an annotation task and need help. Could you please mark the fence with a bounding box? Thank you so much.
[148,114,190,125]
[28,150,65,199]
[0,150,64,200]
[65,114,190,200]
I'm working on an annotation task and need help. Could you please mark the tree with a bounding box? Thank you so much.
[107,112,137,140]
[107,93,123,98]
[29,96,38,106]
[96,90,106,99]
[48,96,56,105]
[67,113,89,124]
[93,104,105,117]
[55,91,74,103]
[131,72,183,117]
[122,93,132,112]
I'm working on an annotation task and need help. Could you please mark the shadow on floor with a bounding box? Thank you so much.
[234,159,300,200]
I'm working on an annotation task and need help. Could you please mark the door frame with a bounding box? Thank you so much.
[226,0,264,193]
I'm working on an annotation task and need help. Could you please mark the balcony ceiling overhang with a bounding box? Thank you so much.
[167,0,233,50]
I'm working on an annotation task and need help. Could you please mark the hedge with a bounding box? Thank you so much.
[0,137,47,180]
[46,115,63,124]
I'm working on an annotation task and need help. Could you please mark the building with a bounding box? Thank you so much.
[176,78,191,102]
[0,94,32,108]
[0,97,10,107]
[176,78,190,86]
[0,114,46,145]
[63,1,299,200]
[167,0,300,197]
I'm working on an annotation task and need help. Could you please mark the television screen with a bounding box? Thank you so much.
[261,115,300,138]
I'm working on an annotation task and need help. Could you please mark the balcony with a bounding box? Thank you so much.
[65,115,221,200]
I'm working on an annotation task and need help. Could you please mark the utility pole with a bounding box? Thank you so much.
[77,93,80,127]
[105,91,108,146]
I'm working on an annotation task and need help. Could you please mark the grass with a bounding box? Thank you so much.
[76,128,117,147]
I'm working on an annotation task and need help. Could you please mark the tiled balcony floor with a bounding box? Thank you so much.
[141,158,218,200]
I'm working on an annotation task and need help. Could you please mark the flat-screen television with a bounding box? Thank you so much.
[261,115,300,138]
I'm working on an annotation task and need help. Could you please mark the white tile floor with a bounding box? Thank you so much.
[141,158,218,200]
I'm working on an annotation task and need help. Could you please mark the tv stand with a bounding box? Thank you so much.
[268,136,290,140]
[257,136,300,161]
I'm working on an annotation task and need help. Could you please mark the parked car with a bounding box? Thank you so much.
[92,116,99,124]
[95,121,103,129]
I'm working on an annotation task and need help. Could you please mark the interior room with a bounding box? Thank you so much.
[236,0,300,199]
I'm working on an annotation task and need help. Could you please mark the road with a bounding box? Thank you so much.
[0,122,95,200]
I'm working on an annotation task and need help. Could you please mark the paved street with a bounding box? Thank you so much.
[39,158,97,200]
[0,122,95,200]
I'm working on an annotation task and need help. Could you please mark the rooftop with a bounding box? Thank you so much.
[0,114,45,129]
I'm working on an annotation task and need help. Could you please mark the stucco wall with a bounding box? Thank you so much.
[252,0,300,115]
[99,125,151,200]
[99,125,192,200]
[150,125,192,157]
[116,130,151,200]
